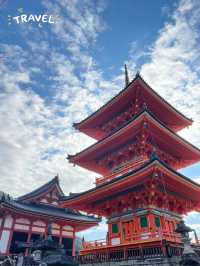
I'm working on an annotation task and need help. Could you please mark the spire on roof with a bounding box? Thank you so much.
[55,173,59,181]
[124,64,130,87]
[135,71,140,78]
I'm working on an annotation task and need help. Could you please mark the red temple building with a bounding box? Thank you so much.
[0,176,99,257]
[61,69,200,264]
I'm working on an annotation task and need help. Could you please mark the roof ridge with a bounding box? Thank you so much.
[74,73,192,128]
[68,109,200,162]
[2,200,100,223]
[137,74,193,123]
[17,175,64,201]
[61,158,200,202]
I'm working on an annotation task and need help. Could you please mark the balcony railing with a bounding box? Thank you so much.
[82,231,182,251]
[77,245,183,264]
[82,239,107,249]
[96,156,149,185]
[78,231,200,264]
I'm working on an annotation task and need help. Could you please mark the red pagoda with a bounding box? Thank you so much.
[61,68,200,263]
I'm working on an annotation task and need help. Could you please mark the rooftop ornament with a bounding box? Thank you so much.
[124,64,130,87]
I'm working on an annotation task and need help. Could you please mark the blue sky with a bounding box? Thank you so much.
[95,0,177,73]
[1,0,200,241]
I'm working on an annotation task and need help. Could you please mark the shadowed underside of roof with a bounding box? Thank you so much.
[1,200,100,223]
[68,110,200,175]
[61,158,200,204]
[74,74,192,133]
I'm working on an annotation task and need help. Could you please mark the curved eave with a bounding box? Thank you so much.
[74,75,192,138]
[0,201,100,229]
[61,159,200,209]
[17,176,64,202]
[68,110,200,174]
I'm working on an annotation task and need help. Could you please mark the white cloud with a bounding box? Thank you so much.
[140,0,200,147]
[0,0,123,201]
[0,1,108,197]
[137,0,200,238]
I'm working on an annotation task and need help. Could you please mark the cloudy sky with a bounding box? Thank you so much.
[1,0,200,240]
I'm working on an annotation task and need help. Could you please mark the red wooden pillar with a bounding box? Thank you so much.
[135,216,140,240]
[148,213,155,234]
[25,218,33,256]
[160,216,166,238]
[119,220,123,244]
[44,220,48,239]
[133,217,138,241]
[28,218,33,243]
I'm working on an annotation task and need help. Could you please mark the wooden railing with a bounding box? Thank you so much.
[96,156,149,185]
[82,231,182,251]
[123,231,182,244]
[77,245,183,264]
[82,239,107,249]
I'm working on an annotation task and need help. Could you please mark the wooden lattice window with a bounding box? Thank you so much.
[140,216,148,228]
[112,223,118,233]
[155,217,161,228]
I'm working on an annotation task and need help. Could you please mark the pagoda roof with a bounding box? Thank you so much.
[61,159,200,210]
[74,74,192,139]
[0,200,99,231]
[68,110,200,174]
[3,200,99,223]
[0,184,100,231]
[17,175,64,202]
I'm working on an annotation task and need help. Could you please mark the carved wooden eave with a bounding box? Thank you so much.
[17,175,64,204]
[68,110,200,175]
[61,159,200,214]
[74,74,192,140]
